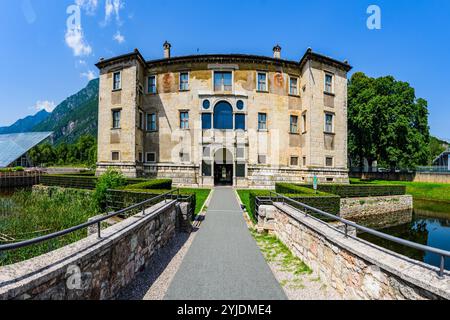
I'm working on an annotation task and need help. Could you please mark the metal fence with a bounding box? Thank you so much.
[0,189,180,253]
[256,191,450,278]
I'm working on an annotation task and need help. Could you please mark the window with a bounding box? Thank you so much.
[257,72,267,91]
[180,111,189,129]
[258,155,267,164]
[112,110,121,129]
[235,114,246,130]
[303,156,306,166]
[202,160,212,176]
[139,111,144,129]
[258,113,267,130]
[235,162,246,177]
[202,113,212,129]
[146,113,157,131]
[302,113,307,133]
[290,115,298,134]
[289,77,298,95]
[290,156,299,166]
[113,71,121,90]
[146,152,156,163]
[111,151,120,161]
[214,71,232,91]
[325,73,333,94]
[213,101,233,129]
[147,75,157,94]
[180,72,189,91]
[326,157,334,167]
[325,113,334,133]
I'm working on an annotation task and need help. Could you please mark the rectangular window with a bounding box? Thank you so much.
[258,155,267,164]
[290,115,298,134]
[258,113,267,130]
[303,156,306,166]
[180,111,189,129]
[235,114,246,130]
[302,113,307,133]
[202,113,212,129]
[148,75,157,94]
[325,113,334,133]
[214,71,232,91]
[236,162,246,177]
[290,156,299,166]
[289,77,298,95]
[146,152,156,163]
[112,110,121,129]
[257,72,267,92]
[180,72,189,91]
[146,113,157,131]
[326,157,333,167]
[113,71,121,90]
[202,160,212,176]
[325,73,333,94]
[111,151,120,161]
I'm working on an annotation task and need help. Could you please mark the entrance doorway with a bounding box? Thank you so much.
[214,148,233,186]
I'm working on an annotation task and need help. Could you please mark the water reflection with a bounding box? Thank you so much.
[358,203,450,269]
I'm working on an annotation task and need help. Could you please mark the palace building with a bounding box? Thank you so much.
[95,43,352,187]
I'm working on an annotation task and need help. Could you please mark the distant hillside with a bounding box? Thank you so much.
[0,109,50,134]
[32,78,99,144]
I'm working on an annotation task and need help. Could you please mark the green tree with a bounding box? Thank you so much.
[93,169,126,211]
[348,72,430,171]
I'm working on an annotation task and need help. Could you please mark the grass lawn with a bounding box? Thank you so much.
[236,189,263,223]
[350,178,450,203]
[179,188,211,215]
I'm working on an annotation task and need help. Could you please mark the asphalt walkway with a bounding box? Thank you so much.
[164,187,286,300]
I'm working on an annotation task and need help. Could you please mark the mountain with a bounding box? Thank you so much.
[32,78,99,144]
[0,109,50,134]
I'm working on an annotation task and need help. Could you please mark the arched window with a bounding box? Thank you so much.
[213,101,233,129]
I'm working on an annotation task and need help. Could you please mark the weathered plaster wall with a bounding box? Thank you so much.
[0,201,178,300]
[271,203,450,300]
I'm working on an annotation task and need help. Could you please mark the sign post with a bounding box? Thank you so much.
[313,174,318,194]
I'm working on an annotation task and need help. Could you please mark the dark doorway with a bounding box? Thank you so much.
[214,163,233,186]
[214,148,233,186]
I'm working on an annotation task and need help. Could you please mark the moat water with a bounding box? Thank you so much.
[358,199,450,269]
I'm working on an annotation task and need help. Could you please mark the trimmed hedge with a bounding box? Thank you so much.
[123,179,172,190]
[276,182,406,198]
[284,193,340,215]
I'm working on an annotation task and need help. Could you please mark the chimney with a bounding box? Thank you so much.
[163,41,171,59]
[273,44,281,59]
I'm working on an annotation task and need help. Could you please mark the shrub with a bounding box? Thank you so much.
[303,184,406,198]
[93,170,127,211]
[124,179,172,190]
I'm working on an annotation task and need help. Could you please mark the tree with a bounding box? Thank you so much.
[348,72,430,171]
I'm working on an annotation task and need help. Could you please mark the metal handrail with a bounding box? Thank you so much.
[0,189,180,252]
[260,191,450,278]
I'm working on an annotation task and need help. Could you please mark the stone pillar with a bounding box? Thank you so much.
[176,202,192,233]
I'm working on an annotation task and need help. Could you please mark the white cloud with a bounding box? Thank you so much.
[113,31,125,44]
[78,59,87,65]
[104,0,124,25]
[33,100,56,113]
[81,70,96,81]
[76,0,99,15]
[65,26,92,57]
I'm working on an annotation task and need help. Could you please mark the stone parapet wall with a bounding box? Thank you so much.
[143,164,200,186]
[0,200,178,300]
[350,171,450,184]
[271,203,450,300]
[340,195,413,220]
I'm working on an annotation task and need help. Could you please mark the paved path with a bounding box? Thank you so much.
[165,187,286,300]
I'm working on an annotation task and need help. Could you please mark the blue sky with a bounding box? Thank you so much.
[0,0,449,140]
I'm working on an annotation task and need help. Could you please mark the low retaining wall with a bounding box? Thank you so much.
[350,172,450,184]
[270,203,450,299]
[340,195,413,221]
[0,200,179,300]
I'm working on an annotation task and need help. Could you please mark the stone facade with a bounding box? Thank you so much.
[0,200,182,300]
[270,203,450,300]
[96,45,352,187]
